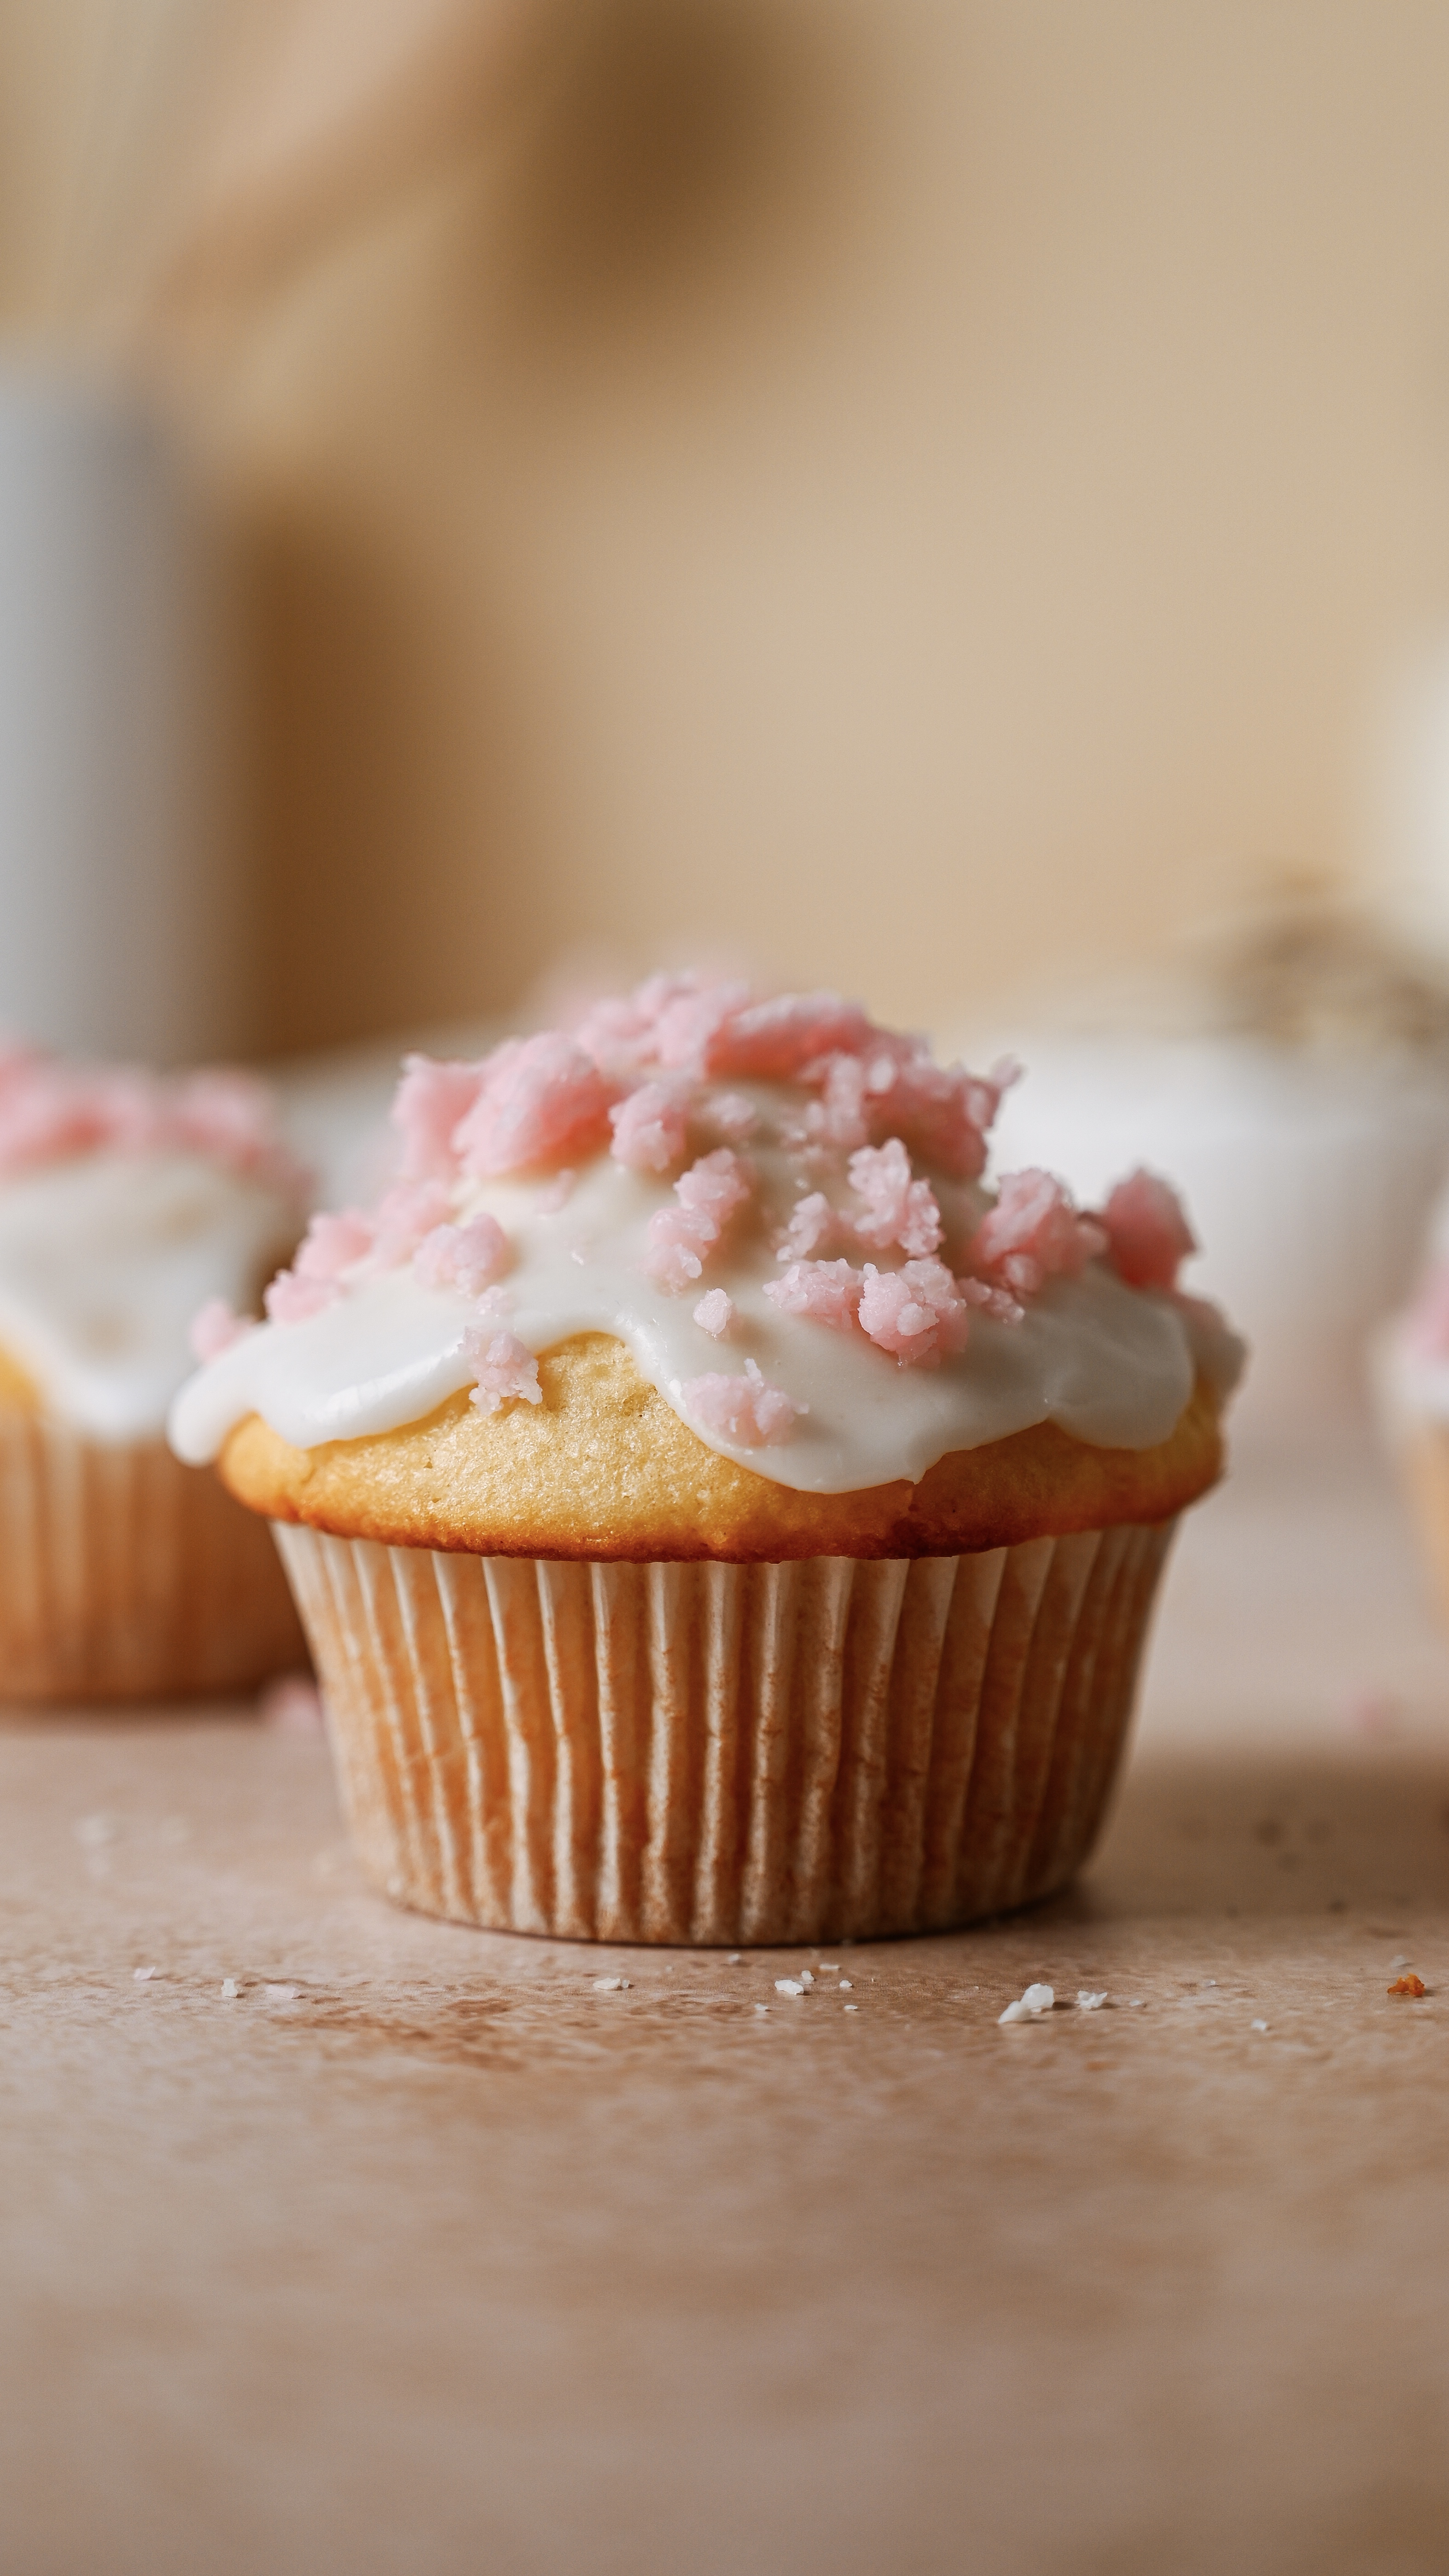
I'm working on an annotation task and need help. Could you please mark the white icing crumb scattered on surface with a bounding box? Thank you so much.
[819,1962,839,1971]
[727,1953,742,1963]
[1127,1999,1145,2008]
[221,1979,239,1999]
[999,1983,1054,2025]
[798,1970,815,1988]
[843,2004,859,2013]
[1389,1953,1411,1970]
[839,1979,853,1991]
[754,2003,770,2015]
[1077,1991,1108,2011]
[592,1976,630,1992]
[132,1967,157,1983]
[265,1983,299,2002]
[775,1979,808,1998]
[1251,2019,1269,2032]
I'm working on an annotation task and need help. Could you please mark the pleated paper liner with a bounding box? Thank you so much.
[0,1410,307,1702]
[275,1517,1176,1944]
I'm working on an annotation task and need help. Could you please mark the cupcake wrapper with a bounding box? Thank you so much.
[275,1517,1176,1944]
[0,1413,307,1702]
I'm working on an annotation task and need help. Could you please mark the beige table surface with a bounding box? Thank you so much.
[4,1449,1449,2576]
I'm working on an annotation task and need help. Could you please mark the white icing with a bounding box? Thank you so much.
[169,1081,1211,1492]
[0,1150,299,1443]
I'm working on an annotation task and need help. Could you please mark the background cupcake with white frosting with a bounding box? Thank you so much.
[172,976,1243,1944]
[0,1043,308,1700]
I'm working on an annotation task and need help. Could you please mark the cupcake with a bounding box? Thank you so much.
[170,979,1243,1943]
[0,1045,309,1699]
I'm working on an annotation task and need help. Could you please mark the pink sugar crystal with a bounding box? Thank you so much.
[682,1357,806,1447]
[703,1091,758,1142]
[645,1148,751,1291]
[961,1276,1025,1325]
[764,1258,865,1333]
[367,1178,453,1270]
[968,1169,1106,1299]
[264,1268,339,1326]
[693,1289,735,1338]
[858,1258,971,1363]
[704,990,873,1081]
[454,1033,613,1178]
[172,1070,281,1174]
[649,980,753,1075]
[776,1190,838,1261]
[189,1297,250,1362]
[848,1137,943,1258]
[608,1082,687,1174]
[464,1326,542,1414]
[390,1055,487,1182]
[1100,1167,1196,1291]
[295,1209,375,1281]
[413,1214,509,1297]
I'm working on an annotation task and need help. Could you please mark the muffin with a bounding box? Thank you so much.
[171,979,1243,1941]
[0,1046,309,1699]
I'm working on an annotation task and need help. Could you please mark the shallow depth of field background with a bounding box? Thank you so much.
[4,0,1449,1056]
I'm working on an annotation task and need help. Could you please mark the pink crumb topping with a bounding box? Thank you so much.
[264,1269,339,1326]
[645,1147,751,1291]
[189,1297,251,1362]
[693,1289,735,1337]
[608,1082,687,1175]
[764,1258,865,1333]
[703,990,874,1081]
[454,1033,613,1178]
[413,1213,509,1297]
[776,1190,839,1261]
[858,1258,971,1363]
[1099,1167,1197,1291]
[682,1357,807,1447]
[295,1209,375,1281]
[703,1091,758,1142]
[968,1169,1107,1299]
[368,1178,453,1269]
[848,1137,943,1257]
[0,1050,304,1194]
[464,1326,542,1414]
[390,1056,487,1183]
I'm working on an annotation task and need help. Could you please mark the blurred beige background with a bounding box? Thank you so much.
[3,0,1449,1056]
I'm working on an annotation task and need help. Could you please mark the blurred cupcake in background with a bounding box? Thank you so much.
[0,1045,308,1700]
[969,883,1449,1455]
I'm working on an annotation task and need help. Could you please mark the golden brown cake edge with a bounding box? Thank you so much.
[216,1329,1223,1563]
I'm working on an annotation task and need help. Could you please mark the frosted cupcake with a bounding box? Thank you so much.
[0,1046,308,1699]
[171,979,1243,1942]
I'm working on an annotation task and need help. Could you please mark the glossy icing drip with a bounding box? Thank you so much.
[0,1150,301,1443]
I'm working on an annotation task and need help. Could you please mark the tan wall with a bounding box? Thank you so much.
[5,0,1449,1053]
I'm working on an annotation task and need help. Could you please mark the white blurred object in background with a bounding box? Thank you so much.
[0,367,240,1061]
[988,1037,1449,1454]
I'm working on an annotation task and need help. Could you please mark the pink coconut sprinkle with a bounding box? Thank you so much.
[1099,1167,1197,1291]
[0,1051,305,1193]
[294,1209,375,1281]
[608,1082,687,1175]
[413,1213,509,1297]
[848,1137,943,1258]
[464,1327,542,1414]
[645,1148,751,1291]
[693,1289,735,1337]
[454,1033,613,1179]
[704,990,874,1081]
[682,1357,807,1446]
[368,1177,453,1269]
[189,1297,251,1362]
[968,1169,1107,1299]
[776,1190,839,1260]
[264,1269,339,1326]
[702,1091,759,1142]
[858,1258,971,1363]
[764,1258,865,1333]
[390,1055,487,1183]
